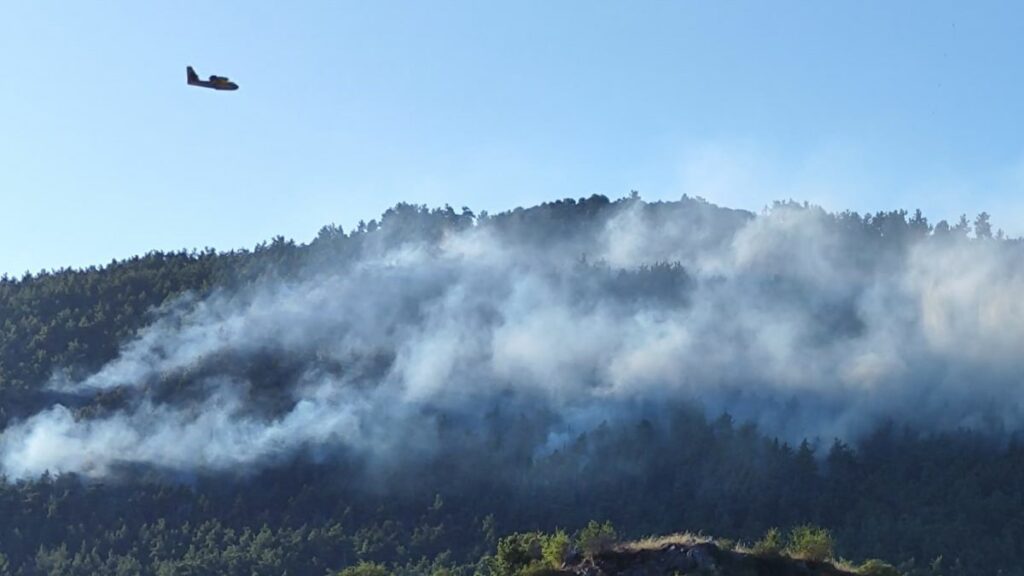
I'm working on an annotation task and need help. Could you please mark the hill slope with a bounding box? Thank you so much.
[0,194,1019,575]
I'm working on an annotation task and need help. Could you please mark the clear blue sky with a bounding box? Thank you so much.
[2,1,1023,275]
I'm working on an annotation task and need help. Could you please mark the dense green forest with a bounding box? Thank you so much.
[0,194,1021,575]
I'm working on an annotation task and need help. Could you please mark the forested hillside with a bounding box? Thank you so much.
[0,194,1021,575]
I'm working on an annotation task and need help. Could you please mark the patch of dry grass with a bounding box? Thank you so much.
[616,531,712,552]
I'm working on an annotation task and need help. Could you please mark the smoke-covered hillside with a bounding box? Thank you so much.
[1,194,1019,480]
[0,194,1022,575]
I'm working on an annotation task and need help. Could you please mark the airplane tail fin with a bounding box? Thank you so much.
[187,66,199,84]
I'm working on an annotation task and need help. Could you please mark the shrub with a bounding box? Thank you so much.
[751,527,784,556]
[494,532,545,576]
[784,525,834,562]
[516,564,563,576]
[337,561,391,576]
[858,559,900,576]
[577,520,618,556]
[542,529,570,568]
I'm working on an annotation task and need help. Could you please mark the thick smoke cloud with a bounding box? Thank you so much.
[2,197,1022,480]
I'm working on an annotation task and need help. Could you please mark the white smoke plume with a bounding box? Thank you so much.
[2,197,1022,480]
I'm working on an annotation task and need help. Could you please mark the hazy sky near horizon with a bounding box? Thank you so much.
[2,1,1023,275]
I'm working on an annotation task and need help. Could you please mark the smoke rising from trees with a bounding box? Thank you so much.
[2,196,1020,480]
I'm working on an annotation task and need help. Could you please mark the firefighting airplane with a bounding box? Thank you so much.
[186,66,239,91]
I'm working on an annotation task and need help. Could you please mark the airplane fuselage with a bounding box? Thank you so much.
[187,66,239,90]
[188,79,239,91]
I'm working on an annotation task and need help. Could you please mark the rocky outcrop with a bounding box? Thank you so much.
[562,541,857,576]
